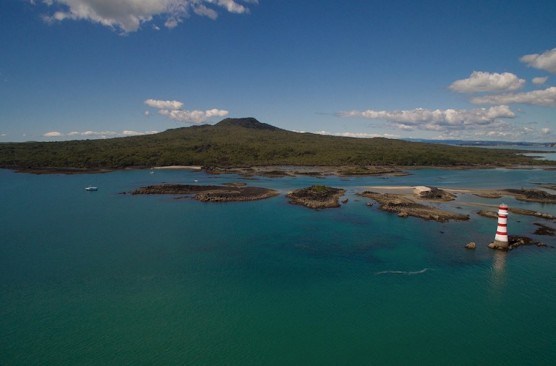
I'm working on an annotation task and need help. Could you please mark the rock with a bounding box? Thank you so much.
[504,188,556,203]
[416,186,456,201]
[358,191,469,222]
[465,242,476,249]
[130,184,279,202]
[487,235,548,251]
[287,185,346,209]
[534,223,555,236]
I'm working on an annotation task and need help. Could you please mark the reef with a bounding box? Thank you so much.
[534,223,555,236]
[478,207,554,220]
[359,191,469,222]
[488,235,549,251]
[504,188,556,203]
[130,184,279,202]
[287,185,346,209]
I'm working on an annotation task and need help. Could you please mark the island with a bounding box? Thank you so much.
[287,185,346,209]
[130,184,279,202]
[358,190,469,222]
[503,188,556,203]
[2,118,555,172]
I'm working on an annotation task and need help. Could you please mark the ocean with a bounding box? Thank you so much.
[1,167,555,365]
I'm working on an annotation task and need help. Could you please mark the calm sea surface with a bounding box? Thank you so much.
[1,168,555,365]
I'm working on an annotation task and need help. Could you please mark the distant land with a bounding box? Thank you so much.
[1,118,555,173]
[404,138,556,148]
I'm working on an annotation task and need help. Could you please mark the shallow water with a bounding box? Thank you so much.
[1,168,555,365]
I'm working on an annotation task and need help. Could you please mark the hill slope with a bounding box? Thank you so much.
[0,118,551,169]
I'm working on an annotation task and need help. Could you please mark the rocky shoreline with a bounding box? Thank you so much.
[478,207,555,220]
[287,185,346,209]
[488,235,549,251]
[503,188,556,203]
[130,184,279,202]
[358,190,469,222]
[205,165,410,178]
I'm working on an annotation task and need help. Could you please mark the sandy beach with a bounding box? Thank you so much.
[152,165,203,170]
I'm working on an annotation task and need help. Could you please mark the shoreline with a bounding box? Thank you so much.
[5,163,556,176]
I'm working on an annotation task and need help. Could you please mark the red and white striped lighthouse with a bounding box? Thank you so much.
[492,203,509,249]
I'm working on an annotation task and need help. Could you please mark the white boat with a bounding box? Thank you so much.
[85,186,98,191]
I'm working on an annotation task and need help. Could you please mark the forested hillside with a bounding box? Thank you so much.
[0,118,551,170]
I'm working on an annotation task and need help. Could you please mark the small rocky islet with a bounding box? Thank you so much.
[358,190,469,222]
[287,185,346,209]
[130,183,279,202]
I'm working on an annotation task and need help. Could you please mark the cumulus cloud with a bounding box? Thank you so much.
[144,98,228,123]
[337,105,521,139]
[449,71,525,93]
[38,0,258,33]
[158,108,229,123]
[437,124,552,141]
[144,99,183,110]
[312,131,399,139]
[532,76,548,85]
[44,130,157,139]
[470,87,556,106]
[338,105,515,132]
[520,48,556,74]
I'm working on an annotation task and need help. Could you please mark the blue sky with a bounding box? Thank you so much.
[1,0,555,142]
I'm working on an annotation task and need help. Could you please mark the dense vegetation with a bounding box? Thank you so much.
[0,118,552,170]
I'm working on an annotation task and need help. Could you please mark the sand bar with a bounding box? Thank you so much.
[153,165,202,170]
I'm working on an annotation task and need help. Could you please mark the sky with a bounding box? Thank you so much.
[1,0,556,142]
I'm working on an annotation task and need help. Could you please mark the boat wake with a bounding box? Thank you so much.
[375,268,432,276]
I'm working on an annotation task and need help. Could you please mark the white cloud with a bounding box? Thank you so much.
[123,130,154,136]
[437,124,552,141]
[532,76,548,85]
[338,105,515,132]
[541,127,551,135]
[312,131,399,139]
[449,71,525,93]
[520,48,556,74]
[144,99,183,110]
[159,108,229,123]
[38,0,257,33]
[45,130,157,139]
[470,87,556,106]
[145,98,228,123]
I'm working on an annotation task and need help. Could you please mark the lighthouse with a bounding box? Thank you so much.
[489,203,509,250]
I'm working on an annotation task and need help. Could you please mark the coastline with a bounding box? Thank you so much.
[4,163,556,175]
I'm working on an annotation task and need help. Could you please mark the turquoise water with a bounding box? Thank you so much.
[1,168,555,365]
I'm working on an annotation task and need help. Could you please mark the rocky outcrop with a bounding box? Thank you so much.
[465,242,476,249]
[131,184,279,202]
[504,189,556,203]
[478,208,554,220]
[359,191,469,222]
[477,210,499,219]
[287,185,345,209]
[534,223,555,236]
[488,235,548,251]
[415,186,456,201]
